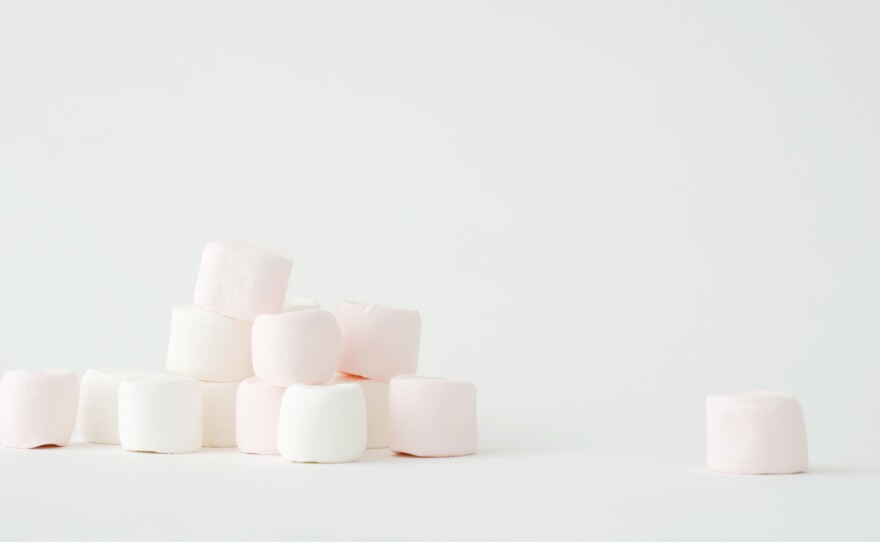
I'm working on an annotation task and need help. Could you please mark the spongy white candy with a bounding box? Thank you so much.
[201,381,239,448]
[118,376,203,454]
[78,369,163,445]
[166,305,253,382]
[330,373,389,448]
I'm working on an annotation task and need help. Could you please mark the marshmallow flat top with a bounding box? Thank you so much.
[193,240,293,321]
[0,370,80,449]
[335,301,421,381]
[252,310,341,386]
[78,369,163,445]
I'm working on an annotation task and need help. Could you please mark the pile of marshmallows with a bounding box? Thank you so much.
[0,240,478,463]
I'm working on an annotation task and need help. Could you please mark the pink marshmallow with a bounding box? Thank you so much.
[252,310,340,386]
[0,370,79,449]
[335,301,421,381]
[389,375,477,457]
[235,377,285,455]
[193,240,293,321]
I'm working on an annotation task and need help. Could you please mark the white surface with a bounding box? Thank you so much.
[1,0,879,539]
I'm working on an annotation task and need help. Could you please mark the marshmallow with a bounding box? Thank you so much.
[78,369,162,445]
[166,305,253,382]
[118,376,203,454]
[335,301,421,381]
[193,240,293,321]
[201,381,239,448]
[235,377,285,455]
[0,370,79,449]
[706,391,808,474]
[330,373,389,448]
[284,297,321,312]
[389,376,477,457]
[277,383,367,463]
[252,310,340,386]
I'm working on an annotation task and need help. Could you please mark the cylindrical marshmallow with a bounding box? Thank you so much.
[78,369,163,445]
[235,377,285,455]
[331,373,389,448]
[284,297,320,312]
[201,381,239,448]
[706,391,808,474]
[166,305,254,382]
[0,370,79,449]
[277,383,367,463]
[252,310,340,386]
[335,301,421,381]
[389,375,477,457]
[118,376,203,454]
[193,240,293,321]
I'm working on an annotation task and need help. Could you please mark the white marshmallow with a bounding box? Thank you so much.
[277,384,367,463]
[78,369,163,445]
[706,391,808,474]
[335,301,421,381]
[330,373,389,448]
[119,376,203,454]
[252,310,340,386]
[166,305,253,382]
[284,297,321,312]
[201,381,239,448]
[0,370,79,449]
[193,240,293,321]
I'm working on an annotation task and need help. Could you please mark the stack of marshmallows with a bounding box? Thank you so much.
[0,240,478,463]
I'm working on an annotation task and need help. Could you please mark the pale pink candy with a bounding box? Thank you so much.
[235,377,285,455]
[706,391,808,474]
[335,301,421,381]
[389,375,477,457]
[193,240,293,322]
[0,370,79,449]
[252,310,340,386]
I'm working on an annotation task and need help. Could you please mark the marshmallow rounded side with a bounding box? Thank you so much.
[0,370,79,449]
[235,377,285,455]
[252,310,340,386]
[706,391,808,474]
[166,305,254,382]
[118,376,203,454]
[330,373,389,448]
[201,381,239,448]
[335,301,421,381]
[78,369,163,445]
[193,240,293,321]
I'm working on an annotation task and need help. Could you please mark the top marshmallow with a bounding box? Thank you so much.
[193,240,293,321]
[336,301,421,381]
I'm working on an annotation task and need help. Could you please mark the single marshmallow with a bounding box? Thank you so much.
[166,305,254,382]
[706,391,808,474]
[284,297,321,312]
[277,383,367,463]
[330,373,389,448]
[118,376,203,454]
[78,369,163,445]
[235,377,285,455]
[0,370,79,449]
[335,301,421,381]
[389,376,477,457]
[201,381,239,448]
[193,240,293,321]
[252,310,340,386]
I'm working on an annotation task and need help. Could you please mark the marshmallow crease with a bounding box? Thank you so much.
[335,301,421,381]
[166,305,254,382]
[331,373,389,448]
[119,376,203,454]
[252,310,340,386]
[277,384,367,463]
[201,381,239,448]
[235,377,285,455]
[389,376,477,457]
[706,391,808,474]
[79,369,162,445]
[0,370,79,449]
[193,240,293,321]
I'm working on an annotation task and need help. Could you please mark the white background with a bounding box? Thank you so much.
[1,1,878,540]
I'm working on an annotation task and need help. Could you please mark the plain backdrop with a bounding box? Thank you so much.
[1,1,878,540]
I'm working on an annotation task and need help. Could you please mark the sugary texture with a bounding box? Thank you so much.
[166,305,254,382]
[389,376,477,458]
[0,370,79,449]
[118,376,203,454]
[252,310,340,386]
[330,373,389,448]
[193,240,293,321]
[277,383,367,463]
[284,297,320,312]
[235,377,285,455]
[335,301,421,381]
[706,391,808,474]
[201,381,239,448]
[79,369,163,445]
